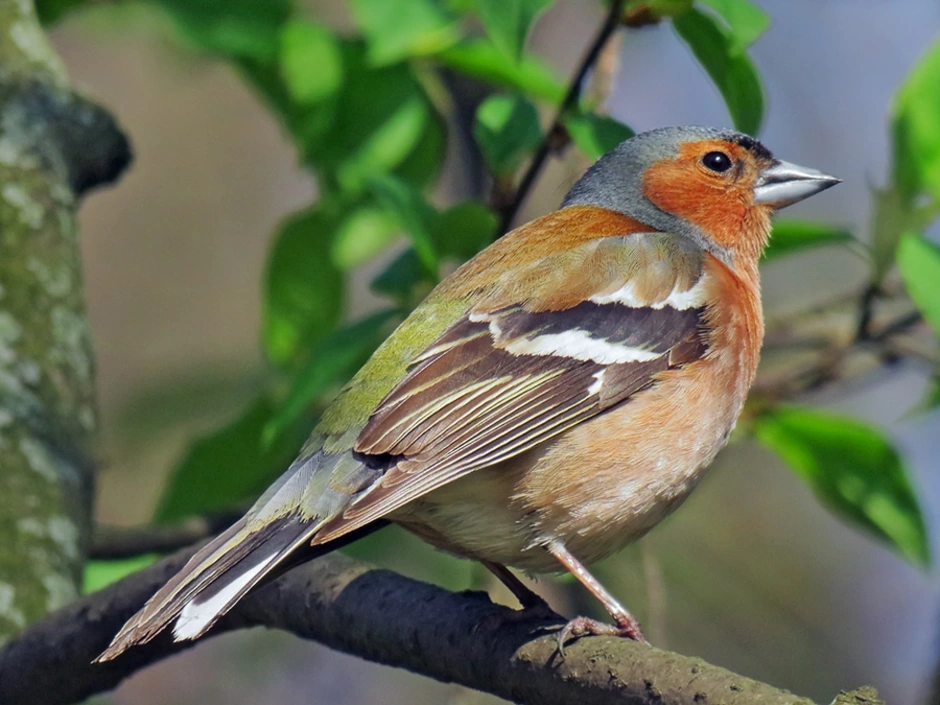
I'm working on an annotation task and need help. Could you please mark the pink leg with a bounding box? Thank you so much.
[548,542,648,654]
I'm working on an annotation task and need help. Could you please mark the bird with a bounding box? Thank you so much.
[96,125,840,661]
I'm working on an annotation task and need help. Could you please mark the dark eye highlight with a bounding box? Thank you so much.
[702,151,733,173]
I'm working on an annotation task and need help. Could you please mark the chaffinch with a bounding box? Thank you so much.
[98,125,839,660]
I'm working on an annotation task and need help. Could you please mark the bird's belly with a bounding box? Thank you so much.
[393,354,748,573]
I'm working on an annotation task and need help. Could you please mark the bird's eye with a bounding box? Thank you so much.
[702,151,733,173]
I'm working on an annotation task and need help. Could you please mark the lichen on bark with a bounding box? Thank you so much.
[0,0,129,643]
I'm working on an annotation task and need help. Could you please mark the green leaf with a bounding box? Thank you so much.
[309,45,434,190]
[673,8,764,134]
[432,201,498,260]
[36,0,87,23]
[472,0,555,61]
[146,0,290,60]
[244,42,440,190]
[564,112,634,160]
[265,309,399,442]
[897,232,940,338]
[697,0,769,54]
[368,174,439,273]
[755,406,929,566]
[156,397,309,522]
[84,555,159,594]
[263,206,345,368]
[350,0,460,65]
[331,204,401,270]
[870,186,914,283]
[892,38,940,203]
[395,107,447,188]
[438,39,565,102]
[279,20,344,105]
[474,94,542,175]
[763,220,854,261]
[371,248,430,300]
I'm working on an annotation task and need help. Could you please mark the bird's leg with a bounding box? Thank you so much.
[481,560,548,610]
[478,560,564,629]
[548,542,648,654]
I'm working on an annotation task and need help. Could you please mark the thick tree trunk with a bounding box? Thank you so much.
[0,0,129,642]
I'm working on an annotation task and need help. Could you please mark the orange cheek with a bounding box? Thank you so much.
[642,160,748,248]
[641,160,771,260]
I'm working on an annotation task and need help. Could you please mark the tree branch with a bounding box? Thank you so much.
[497,0,626,235]
[0,547,823,705]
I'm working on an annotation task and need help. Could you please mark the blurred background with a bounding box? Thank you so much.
[43,0,940,703]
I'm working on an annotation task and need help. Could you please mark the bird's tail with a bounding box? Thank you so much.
[95,450,383,662]
[94,512,320,662]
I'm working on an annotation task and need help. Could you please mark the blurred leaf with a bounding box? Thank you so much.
[673,8,764,134]
[697,0,769,54]
[350,0,460,65]
[371,248,430,300]
[84,555,159,594]
[244,42,439,190]
[36,0,87,23]
[892,38,940,203]
[266,310,399,442]
[263,206,345,368]
[368,174,439,273]
[432,201,498,259]
[439,39,565,102]
[331,204,401,269]
[279,20,344,105]
[870,186,913,283]
[755,406,929,567]
[474,94,542,175]
[394,107,447,188]
[156,397,308,522]
[763,220,854,261]
[314,45,433,190]
[146,0,290,60]
[897,232,940,338]
[472,0,555,61]
[564,111,634,160]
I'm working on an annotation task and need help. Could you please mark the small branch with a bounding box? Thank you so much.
[0,547,819,705]
[497,0,626,235]
[868,309,923,343]
[854,284,879,342]
[90,512,243,560]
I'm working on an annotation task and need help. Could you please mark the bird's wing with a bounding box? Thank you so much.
[312,228,712,543]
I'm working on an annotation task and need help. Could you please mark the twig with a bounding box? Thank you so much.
[90,511,243,560]
[0,546,820,705]
[497,0,626,235]
[854,284,880,342]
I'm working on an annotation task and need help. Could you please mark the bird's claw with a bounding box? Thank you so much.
[555,615,649,658]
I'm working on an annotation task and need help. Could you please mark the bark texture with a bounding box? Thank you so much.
[0,0,129,643]
[0,547,824,705]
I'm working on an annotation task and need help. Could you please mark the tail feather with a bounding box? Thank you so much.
[95,514,319,662]
[94,450,390,663]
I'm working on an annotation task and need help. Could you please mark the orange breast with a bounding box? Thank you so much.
[393,253,764,572]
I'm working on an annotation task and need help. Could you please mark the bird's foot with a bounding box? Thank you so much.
[555,614,649,658]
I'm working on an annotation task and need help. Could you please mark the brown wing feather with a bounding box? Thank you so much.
[313,299,707,544]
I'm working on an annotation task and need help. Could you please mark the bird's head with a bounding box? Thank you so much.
[563,125,841,265]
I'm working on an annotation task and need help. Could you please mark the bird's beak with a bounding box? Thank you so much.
[753,160,841,207]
